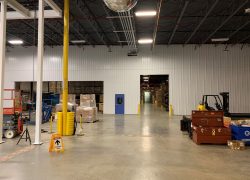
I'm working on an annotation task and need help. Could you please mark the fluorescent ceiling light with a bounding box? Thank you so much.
[144,79,149,82]
[138,39,153,44]
[135,11,157,17]
[245,8,250,13]
[8,40,23,45]
[211,38,229,42]
[71,40,86,44]
[143,77,149,80]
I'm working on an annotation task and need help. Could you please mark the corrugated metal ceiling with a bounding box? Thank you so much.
[6,0,250,46]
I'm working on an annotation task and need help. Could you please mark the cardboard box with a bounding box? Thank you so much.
[231,120,250,126]
[60,94,76,104]
[99,95,103,103]
[49,82,57,92]
[76,106,97,123]
[80,94,95,101]
[80,100,96,107]
[223,116,232,128]
[228,140,245,150]
[55,102,78,112]
[155,90,163,107]
[99,103,103,112]
[14,91,22,108]
[80,94,96,107]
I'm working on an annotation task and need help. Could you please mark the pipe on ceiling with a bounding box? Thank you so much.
[168,1,189,45]
[152,0,163,50]
[185,0,219,44]
[202,0,249,44]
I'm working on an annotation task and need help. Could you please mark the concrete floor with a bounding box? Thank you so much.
[0,104,249,180]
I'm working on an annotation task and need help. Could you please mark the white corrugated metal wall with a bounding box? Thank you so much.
[4,45,250,115]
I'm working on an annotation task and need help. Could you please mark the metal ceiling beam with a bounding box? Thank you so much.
[228,20,250,39]
[67,15,249,21]
[185,0,219,44]
[45,21,63,44]
[21,20,60,45]
[1,0,61,20]
[106,16,133,19]
[70,18,95,46]
[7,32,33,46]
[6,10,61,20]
[152,0,163,50]
[50,0,95,46]
[202,0,249,44]
[74,1,109,47]
[238,34,250,43]
[7,0,30,17]
[168,1,189,45]
[102,3,122,46]
[7,21,36,45]
[44,0,62,16]
[113,30,135,33]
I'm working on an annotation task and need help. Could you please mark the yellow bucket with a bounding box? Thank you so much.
[65,112,75,136]
[57,112,63,135]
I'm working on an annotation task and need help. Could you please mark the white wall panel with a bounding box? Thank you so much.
[4,45,250,115]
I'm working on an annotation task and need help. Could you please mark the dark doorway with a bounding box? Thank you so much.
[140,75,169,111]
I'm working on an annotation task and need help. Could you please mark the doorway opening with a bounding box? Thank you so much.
[140,75,169,111]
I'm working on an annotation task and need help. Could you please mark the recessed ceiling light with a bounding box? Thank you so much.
[8,40,23,45]
[71,40,86,44]
[135,11,157,17]
[245,8,250,13]
[138,39,153,44]
[211,38,229,42]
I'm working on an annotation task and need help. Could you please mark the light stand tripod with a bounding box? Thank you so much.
[17,118,31,145]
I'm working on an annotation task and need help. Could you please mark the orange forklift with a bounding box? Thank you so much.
[2,89,23,139]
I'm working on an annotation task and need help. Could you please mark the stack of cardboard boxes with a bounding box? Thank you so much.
[80,94,96,107]
[56,94,78,112]
[153,83,168,107]
[192,111,231,144]
[14,91,22,109]
[76,94,97,123]
[155,90,162,107]
[49,82,62,93]
[99,95,103,112]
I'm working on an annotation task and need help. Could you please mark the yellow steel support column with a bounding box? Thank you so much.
[62,0,69,135]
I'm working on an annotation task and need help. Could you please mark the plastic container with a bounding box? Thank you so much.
[231,125,250,145]
[65,112,75,136]
[57,112,63,135]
